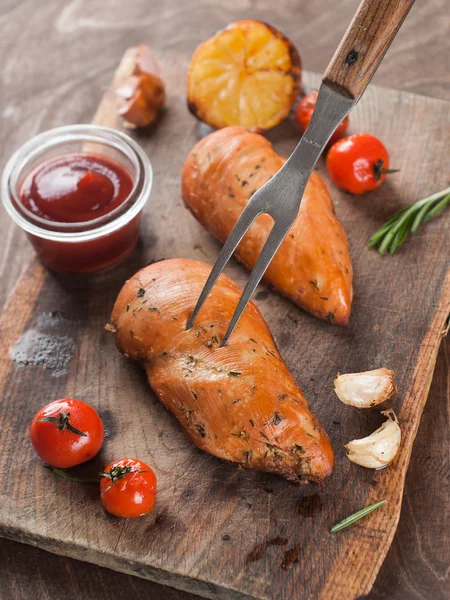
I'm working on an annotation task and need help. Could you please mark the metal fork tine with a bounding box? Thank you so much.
[186,200,263,330]
[220,220,292,346]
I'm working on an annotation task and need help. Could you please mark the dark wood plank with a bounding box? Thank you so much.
[0,536,199,600]
[1,0,449,309]
[1,337,448,600]
[368,336,450,600]
[1,336,448,600]
[0,1,449,600]
[0,49,449,600]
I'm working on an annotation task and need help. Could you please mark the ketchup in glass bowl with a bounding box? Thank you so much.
[1,125,152,273]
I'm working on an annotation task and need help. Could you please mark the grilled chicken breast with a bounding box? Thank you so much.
[182,126,353,325]
[107,258,334,484]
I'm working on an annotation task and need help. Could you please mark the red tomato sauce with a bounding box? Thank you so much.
[19,153,140,273]
[20,153,133,223]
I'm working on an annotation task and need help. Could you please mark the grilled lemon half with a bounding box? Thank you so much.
[187,21,302,131]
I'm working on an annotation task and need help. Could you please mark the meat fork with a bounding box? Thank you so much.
[187,0,414,345]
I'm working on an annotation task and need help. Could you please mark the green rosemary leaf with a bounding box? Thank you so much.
[389,214,414,254]
[388,230,402,255]
[423,193,450,222]
[411,200,433,233]
[368,186,450,255]
[368,222,396,247]
[330,499,386,533]
[384,205,410,224]
[368,205,413,248]
[378,227,397,254]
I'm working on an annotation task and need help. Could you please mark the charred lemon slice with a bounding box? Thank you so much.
[187,21,301,131]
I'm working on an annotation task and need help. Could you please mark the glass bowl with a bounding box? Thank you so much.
[1,124,152,273]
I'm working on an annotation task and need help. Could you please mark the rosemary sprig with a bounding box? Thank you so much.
[368,186,450,255]
[330,499,386,533]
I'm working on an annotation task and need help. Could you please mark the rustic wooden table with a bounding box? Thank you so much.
[0,1,448,599]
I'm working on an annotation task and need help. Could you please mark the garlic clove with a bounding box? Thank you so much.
[114,45,165,128]
[334,368,396,408]
[345,409,401,469]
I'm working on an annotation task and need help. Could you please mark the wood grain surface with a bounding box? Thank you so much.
[0,1,449,599]
[1,55,449,600]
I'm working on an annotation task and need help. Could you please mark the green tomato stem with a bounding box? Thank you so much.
[46,466,99,484]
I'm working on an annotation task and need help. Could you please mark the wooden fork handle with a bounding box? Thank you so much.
[323,0,415,99]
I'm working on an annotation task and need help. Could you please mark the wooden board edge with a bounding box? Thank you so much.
[0,259,45,326]
[0,526,257,600]
[321,268,450,600]
[0,260,46,388]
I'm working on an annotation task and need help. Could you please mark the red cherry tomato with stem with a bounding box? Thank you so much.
[295,91,349,147]
[100,458,157,518]
[326,133,399,194]
[30,398,104,468]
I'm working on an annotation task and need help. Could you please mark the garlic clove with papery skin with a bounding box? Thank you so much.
[334,368,396,408]
[345,409,401,469]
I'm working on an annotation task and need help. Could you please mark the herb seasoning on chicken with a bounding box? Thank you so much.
[107,259,334,484]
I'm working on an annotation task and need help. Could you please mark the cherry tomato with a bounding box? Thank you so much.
[30,398,104,468]
[326,133,398,194]
[295,91,349,147]
[100,458,157,518]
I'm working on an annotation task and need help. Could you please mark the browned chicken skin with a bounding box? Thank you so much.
[108,259,334,484]
[182,126,353,325]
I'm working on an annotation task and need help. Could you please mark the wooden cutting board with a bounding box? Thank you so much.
[0,52,449,600]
